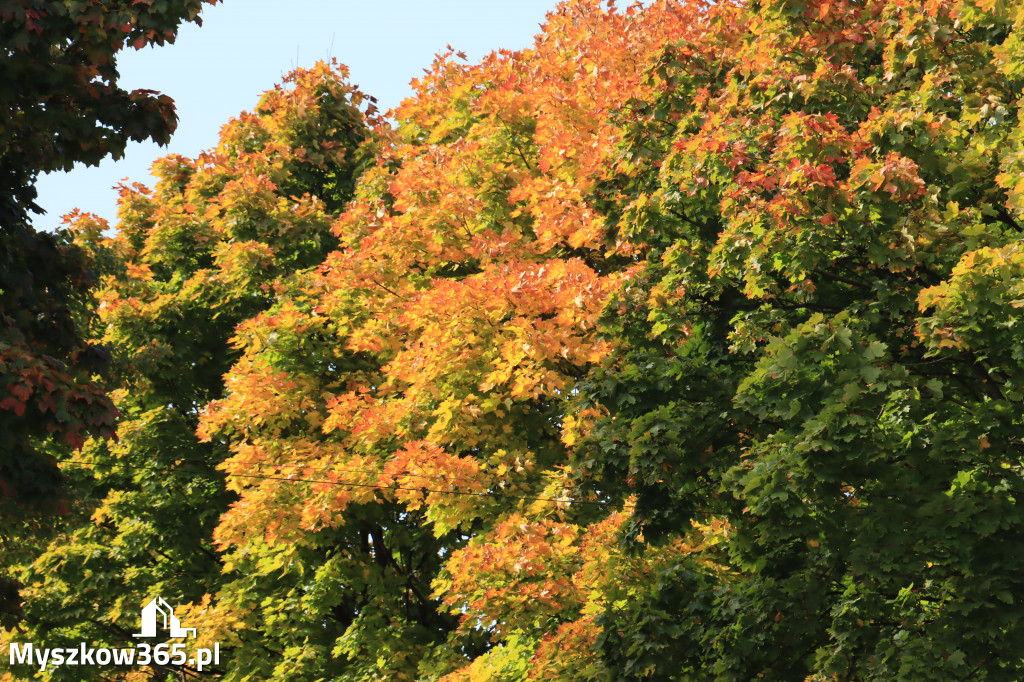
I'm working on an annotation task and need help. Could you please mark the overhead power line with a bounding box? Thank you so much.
[59,459,636,510]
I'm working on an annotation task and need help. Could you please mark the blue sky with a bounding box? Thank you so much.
[35,0,560,229]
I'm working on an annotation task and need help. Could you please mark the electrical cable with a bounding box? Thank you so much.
[58,459,636,510]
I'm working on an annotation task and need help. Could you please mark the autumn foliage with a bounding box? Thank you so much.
[6,0,1024,679]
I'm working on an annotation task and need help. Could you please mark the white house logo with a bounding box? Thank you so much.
[8,596,219,672]
[133,597,196,638]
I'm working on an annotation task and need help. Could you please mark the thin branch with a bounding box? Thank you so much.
[371,280,405,300]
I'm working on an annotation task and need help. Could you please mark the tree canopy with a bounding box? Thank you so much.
[1,0,218,195]
[0,0,219,637]
[0,0,220,510]
[5,0,1024,679]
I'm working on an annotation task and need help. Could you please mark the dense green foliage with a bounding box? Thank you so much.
[578,0,1024,677]
[0,0,217,632]
[0,0,218,511]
